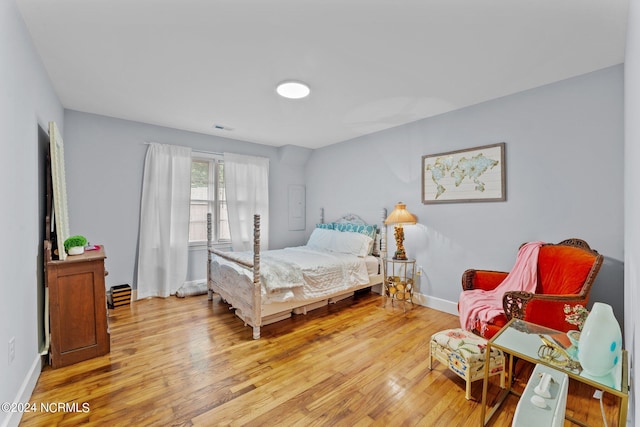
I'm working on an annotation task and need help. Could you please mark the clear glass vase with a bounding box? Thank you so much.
[577,302,622,377]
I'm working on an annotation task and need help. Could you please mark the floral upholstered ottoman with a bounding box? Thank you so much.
[429,328,505,400]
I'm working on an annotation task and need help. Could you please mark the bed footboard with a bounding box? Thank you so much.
[207,213,214,301]
[207,213,263,339]
[250,215,261,339]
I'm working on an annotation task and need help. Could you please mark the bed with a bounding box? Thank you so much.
[207,210,387,339]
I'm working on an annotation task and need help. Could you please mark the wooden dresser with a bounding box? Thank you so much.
[45,241,110,368]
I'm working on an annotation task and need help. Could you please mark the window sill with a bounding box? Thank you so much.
[189,242,231,251]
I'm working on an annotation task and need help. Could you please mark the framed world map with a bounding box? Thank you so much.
[422,142,506,204]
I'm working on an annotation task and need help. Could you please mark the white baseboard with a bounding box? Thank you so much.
[1,355,42,427]
[375,286,458,316]
[412,292,459,316]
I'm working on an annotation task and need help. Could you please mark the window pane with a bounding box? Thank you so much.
[189,158,230,244]
[191,160,209,200]
[189,201,208,241]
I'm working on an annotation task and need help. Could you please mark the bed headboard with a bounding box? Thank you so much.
[333,213,368,225]
[318,208,387,257]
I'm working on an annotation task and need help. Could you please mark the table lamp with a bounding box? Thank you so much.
[384,202,416,260]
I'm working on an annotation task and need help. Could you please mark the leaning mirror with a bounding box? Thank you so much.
[49,121,70,260]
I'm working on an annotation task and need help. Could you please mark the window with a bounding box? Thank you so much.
[189,156,230,244]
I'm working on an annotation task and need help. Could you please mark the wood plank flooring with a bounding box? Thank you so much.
[21,291,620,426]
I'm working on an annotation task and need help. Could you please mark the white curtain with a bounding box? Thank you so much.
[136,143,192,298]
[224,153,269,251]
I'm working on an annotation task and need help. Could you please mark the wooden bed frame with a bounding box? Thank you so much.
[207,210,387,339]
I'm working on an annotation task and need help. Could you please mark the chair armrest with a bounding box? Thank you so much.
[503,291,589,332]
[462,269,508,291]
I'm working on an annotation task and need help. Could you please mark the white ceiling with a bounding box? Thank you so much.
[16,0,629,149]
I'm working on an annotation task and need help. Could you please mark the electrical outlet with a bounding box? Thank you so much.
[416,266,423,276]
[8,337,15,364]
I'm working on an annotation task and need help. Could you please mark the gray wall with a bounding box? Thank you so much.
[1,1,64,426]
[305,65,624,316]
[62,111,311,290]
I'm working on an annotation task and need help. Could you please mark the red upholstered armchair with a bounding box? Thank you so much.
[461,238,603,339]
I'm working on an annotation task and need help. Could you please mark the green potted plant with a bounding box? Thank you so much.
[64,235,88,255]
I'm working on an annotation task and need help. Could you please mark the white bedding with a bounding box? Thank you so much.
[210,246,375,303]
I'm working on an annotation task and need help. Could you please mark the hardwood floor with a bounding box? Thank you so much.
[21,291,620,426]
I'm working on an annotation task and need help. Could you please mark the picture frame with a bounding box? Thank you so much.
[422,142,506,204]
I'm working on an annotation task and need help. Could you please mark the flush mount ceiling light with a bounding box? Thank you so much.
[276,80,310,99]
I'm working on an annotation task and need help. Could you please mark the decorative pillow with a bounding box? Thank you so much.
[333,222,377,240]
[316,223,333,230]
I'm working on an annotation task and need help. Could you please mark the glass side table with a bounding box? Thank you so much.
[382,258,415,312]
[480,318,629,426]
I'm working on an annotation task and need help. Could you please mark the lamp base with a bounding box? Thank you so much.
[393,225,407,260]
[393,254,408,261]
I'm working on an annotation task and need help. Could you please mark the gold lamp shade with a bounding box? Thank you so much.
[384,202,416,260]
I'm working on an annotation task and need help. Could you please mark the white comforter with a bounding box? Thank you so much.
[211,246,371,303]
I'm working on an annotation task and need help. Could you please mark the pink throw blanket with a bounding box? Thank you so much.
[458,241,544,335]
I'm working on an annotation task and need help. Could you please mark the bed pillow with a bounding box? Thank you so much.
[332,230,374,257]
[315,223,334,230]
[333,222,377,240]
[306,228,373,257]
[307,228,336,250]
